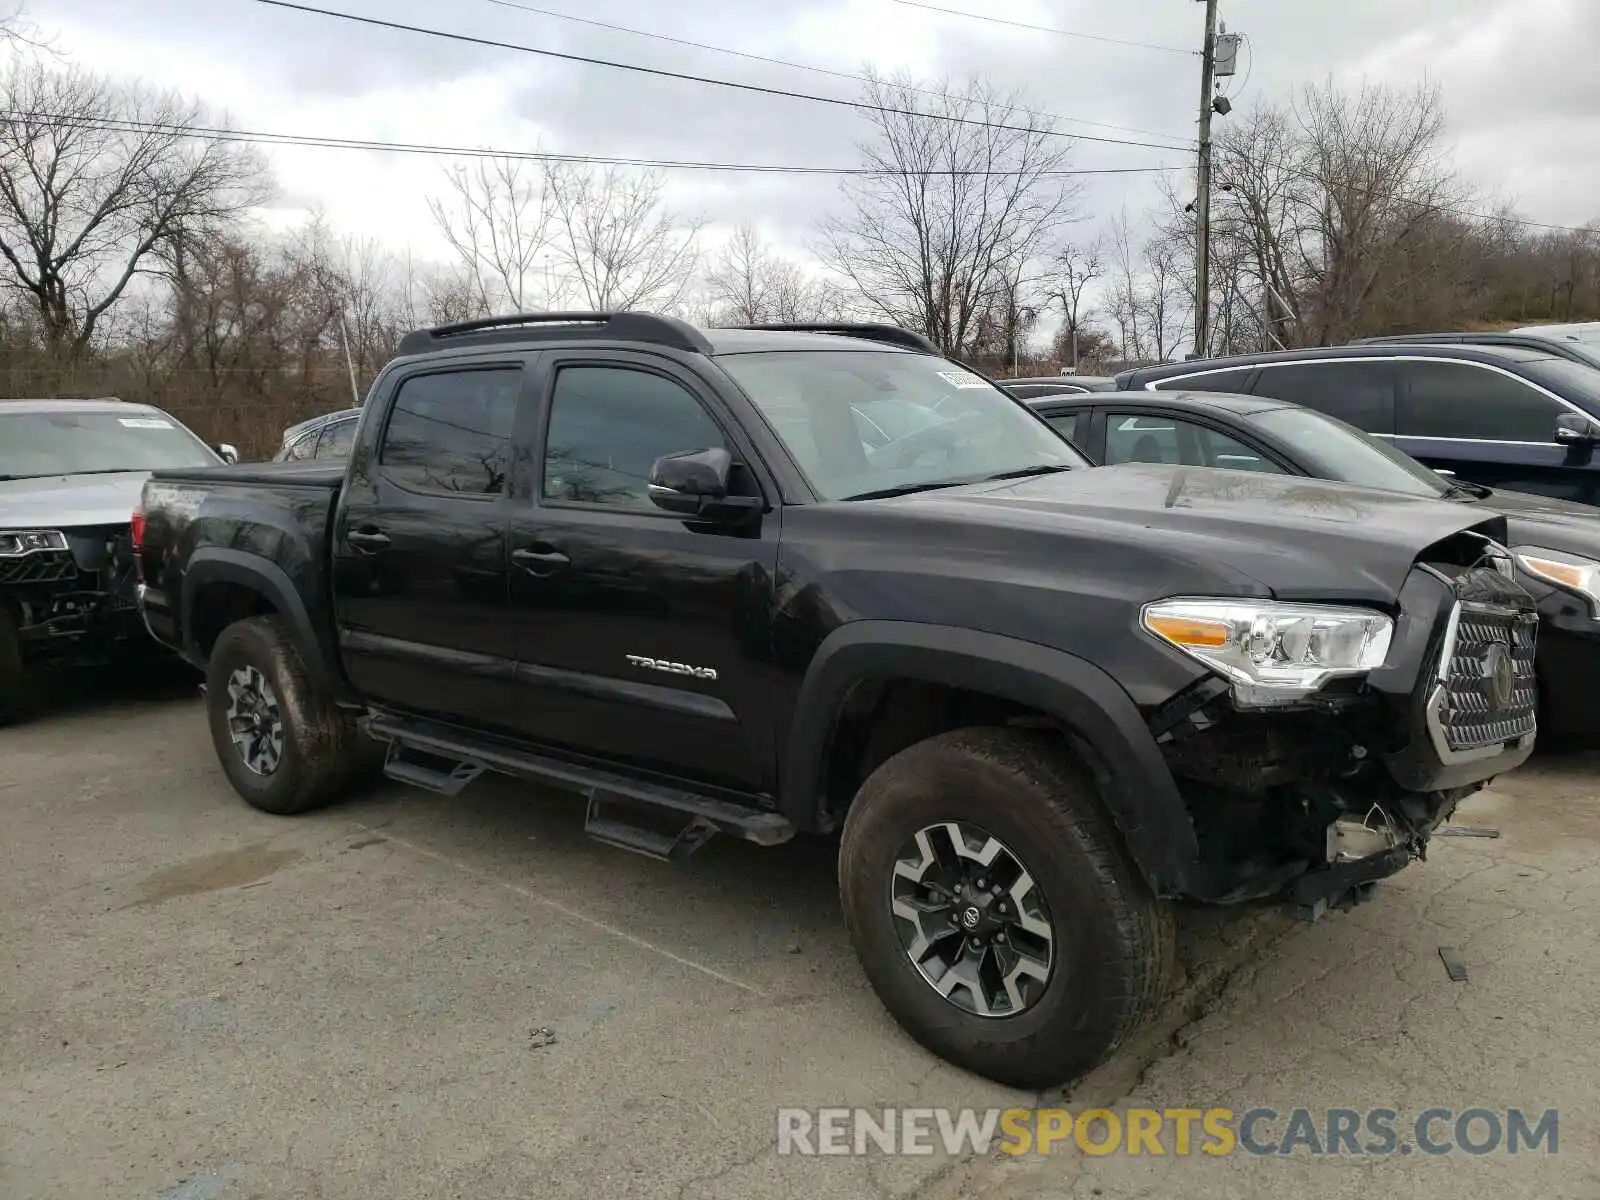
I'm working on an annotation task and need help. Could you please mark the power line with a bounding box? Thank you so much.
[888,0,1197,57]
[10,110,1186,176]
[251,0,1195,153]
[474,0,1193,144]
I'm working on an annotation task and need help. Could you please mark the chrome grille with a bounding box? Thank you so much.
[1436,600,1539,753]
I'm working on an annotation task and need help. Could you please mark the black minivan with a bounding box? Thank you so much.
[1117,344,1600,507]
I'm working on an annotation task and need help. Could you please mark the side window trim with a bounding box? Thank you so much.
[1142,366,1260,391]
[534,356,746,518]
[1396,357,1583,445]
[1149,355,1585,444]
[375,360,528,501]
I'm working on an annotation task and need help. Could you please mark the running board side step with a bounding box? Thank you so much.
[365,713,794,861]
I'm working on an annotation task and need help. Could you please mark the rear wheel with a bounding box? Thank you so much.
[838,727,1173,1089]
[205,616,362,814]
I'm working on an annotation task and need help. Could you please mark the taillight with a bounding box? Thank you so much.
[130,504,147,582]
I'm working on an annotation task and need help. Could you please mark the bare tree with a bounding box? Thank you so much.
[1183,78,1475,347]
[818,72,1080,357]
[0,60,271,354]
[1047,238,1102,372]
[426,157,552,314]
[1104,209,1144,362]
[703,223,841,324]
[547,164,702,310]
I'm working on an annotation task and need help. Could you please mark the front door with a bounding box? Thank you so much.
[503,353,780,794]
[333,361,529,731]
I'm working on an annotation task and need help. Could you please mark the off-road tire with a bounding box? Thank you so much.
[205,615,362,815]
[0,608,27,727]
[838,727,1174,1089]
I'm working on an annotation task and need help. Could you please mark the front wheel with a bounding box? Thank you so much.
[205,616,363,815]
[838,727,1173,1089]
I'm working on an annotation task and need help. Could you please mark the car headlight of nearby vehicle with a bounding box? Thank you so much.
[0,530,67,556]
[1515,547,1600,619]
[1141,598,1394,706]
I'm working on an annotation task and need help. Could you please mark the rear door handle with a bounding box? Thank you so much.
[512,546,571,574]
[347,527,390,552]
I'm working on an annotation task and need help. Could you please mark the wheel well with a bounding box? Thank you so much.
[823,678,1059,821]
[191,582,279,660]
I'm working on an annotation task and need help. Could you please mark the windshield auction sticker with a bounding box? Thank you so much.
[937,370,992,390]
[118,418,174,429]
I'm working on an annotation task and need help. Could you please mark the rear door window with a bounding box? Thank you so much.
[379,368,522,495]
[1249,361,1396,434]
[1397,361,1566,442]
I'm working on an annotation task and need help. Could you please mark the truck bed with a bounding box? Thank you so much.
[149,460,346,488]
[138,460,345,666]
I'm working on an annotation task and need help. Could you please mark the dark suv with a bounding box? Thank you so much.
[1118,345,1600,507]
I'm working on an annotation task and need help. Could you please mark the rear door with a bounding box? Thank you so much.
[1393,359,1596,502]
[332,358,531,730]
[500,352,781,793]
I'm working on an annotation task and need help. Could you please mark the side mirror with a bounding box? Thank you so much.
[647,448,763,522]
[217,443,240,465]
[1554,414,1600,446]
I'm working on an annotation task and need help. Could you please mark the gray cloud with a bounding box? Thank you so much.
[38,0,1598,258]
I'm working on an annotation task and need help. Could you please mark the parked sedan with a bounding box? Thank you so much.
[275,407,360,462]
[1115,343,1600,507]
[1028,388,1600,735]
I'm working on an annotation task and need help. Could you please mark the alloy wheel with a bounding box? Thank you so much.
[889,821,1056,1018]
[225,665,285,776]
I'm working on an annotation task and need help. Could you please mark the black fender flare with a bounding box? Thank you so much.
[181,548,337,692]
[779,620,1198,897]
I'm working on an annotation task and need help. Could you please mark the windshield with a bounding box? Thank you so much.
[1247,406,1449,497]
[0,409,219,479]
[716,350,1085,500]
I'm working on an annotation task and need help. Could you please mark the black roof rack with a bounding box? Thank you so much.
[397,311,714,357]
[725,323,940,355]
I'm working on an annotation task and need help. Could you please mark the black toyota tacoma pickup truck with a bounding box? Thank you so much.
[135,313,1539,1088]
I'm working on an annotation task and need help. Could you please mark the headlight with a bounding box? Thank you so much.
[1515,547,1600,618]
[1142,598,1394,706]
[0,530,67,557]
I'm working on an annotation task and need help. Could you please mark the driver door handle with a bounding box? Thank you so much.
[513,546,571,574]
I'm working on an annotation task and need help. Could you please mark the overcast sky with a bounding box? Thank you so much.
[36,0,1600,268]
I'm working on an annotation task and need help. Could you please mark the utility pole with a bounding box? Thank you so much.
[1193,0,1220,359]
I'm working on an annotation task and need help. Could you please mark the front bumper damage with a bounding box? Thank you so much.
[0,527,151,666]
[1155,553,1539,911]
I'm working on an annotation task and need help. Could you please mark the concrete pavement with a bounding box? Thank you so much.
[2,685,1596,1199]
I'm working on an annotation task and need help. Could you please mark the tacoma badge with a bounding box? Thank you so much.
[626,654,718,681]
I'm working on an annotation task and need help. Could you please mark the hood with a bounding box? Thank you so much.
[894,463,1511,603]
[1474,487,1600,561]
[0,471,148,531]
